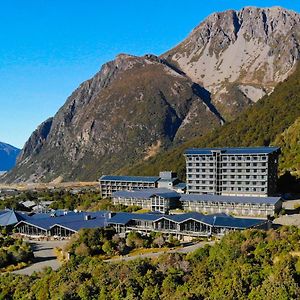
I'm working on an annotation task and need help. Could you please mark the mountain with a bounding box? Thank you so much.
[120,61,300,179]
[3,6,300,183]
[3,54,222,182]
[274,117,300,176]
[162,6,300,120]
[0,142,21,172]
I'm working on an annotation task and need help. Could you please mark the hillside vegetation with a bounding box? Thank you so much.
[0,227,299,299]
[120,63,300,179]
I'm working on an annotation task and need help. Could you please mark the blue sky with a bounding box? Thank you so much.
[1,0,299,148]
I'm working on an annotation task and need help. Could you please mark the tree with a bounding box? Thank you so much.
[75,243,91,257]
[153,236,165,248]
[102,240,113,255]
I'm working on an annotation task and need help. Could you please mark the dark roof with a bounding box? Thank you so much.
[0,210,28,226]
[112,188,180,199]
[99,175,160,183]
[180,194,281,205]
[173,182,187,190]
[50,217,107,232]
[108,211,266,229]
[184,147,280,155]
[15,211,109,231]
[108,212,162,225]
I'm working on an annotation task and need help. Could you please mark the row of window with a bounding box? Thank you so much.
[187,169,267,174]
[188,186,266,192]
[186,155,268,162]
[187,162,267,167]
[188,174,267,180]
[188,180,266,185]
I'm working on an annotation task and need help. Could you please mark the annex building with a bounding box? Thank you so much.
[112,188,181,214]
[14,210,109,237]
[185,147,280,197]
[99,171,185,198]
[108,212,269,238]
[1,209,269,239]
[112,188,282,217]
[180,194,282,217]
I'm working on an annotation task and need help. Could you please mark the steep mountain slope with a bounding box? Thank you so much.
[3,54,221,182]
[4,6,300,183]
[0,142,21,171]
[162,6,300,119]
[274,117,300,176]
[120,62,300,178]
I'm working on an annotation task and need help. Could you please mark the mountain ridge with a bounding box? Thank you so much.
[3,6,300,183]
[119,62,300,179]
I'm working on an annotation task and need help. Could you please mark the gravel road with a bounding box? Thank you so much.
[13,240,67,275]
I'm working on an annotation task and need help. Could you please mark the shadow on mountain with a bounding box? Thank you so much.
[192,83,225,123]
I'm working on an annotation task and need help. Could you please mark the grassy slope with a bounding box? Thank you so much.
[119,63,300,179]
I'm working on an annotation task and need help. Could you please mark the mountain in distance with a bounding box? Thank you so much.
[3,6,300,183]
[0,142,21,172]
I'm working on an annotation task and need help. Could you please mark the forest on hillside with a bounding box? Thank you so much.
[0,227,299,299]
[121,63,300,186]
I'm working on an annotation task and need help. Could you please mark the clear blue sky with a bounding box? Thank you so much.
[1,0,299,148]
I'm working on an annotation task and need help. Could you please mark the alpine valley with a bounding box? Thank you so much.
[3,6,300,183]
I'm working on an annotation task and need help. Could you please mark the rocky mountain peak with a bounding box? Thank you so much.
[3,6,300,183]
[163,6,300,119]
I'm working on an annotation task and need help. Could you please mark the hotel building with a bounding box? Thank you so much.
[185,147,280,197]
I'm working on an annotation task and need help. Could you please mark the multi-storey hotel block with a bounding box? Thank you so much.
[185,147,280,197]
[99,172,185,198]
[112,188,181,214]
[180,194,282,217]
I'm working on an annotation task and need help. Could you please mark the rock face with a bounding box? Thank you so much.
[0,142,21,171]
[162,6,300,119]
[4,54,221,182]
[4,6,300,182]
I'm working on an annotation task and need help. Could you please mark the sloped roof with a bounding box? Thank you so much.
[0,210,28,226]
[15,211,109,231]
[108,211,266,229]
[108,212,163,225]
[185,147,280,155]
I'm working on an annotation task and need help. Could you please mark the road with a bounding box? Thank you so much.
[13,240,67,275]
[12,240,215,274]
[105,241,216,263]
